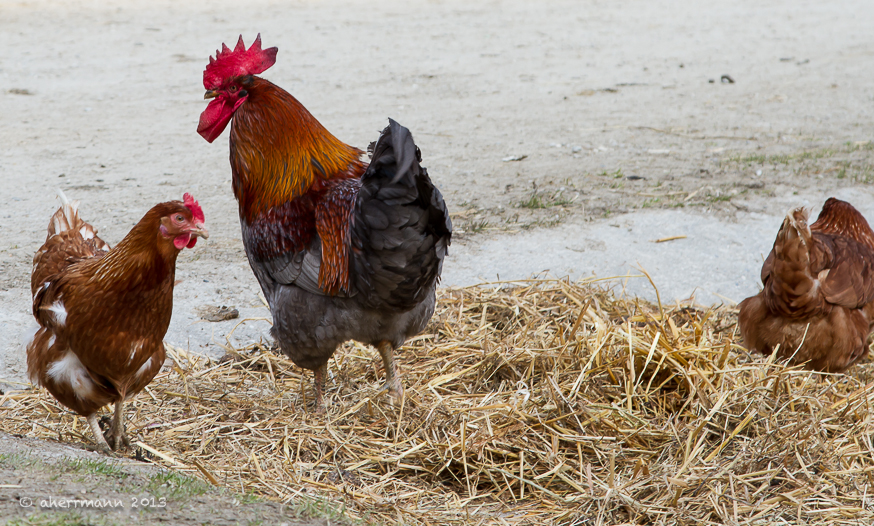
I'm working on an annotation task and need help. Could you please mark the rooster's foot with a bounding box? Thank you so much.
[312,363,329,413]
[376,341,404,404]
[378,379,405,402]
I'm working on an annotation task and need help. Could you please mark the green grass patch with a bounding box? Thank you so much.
[515,190,574,209]
[846,140,874,152]
[467,218,490,233]
[237,491,262,505]
[730,153,767,164]
[854,166,874,184]
[1,454,126,481]
[293,495,362,525]
[726,142,873,166]
[7,512,119,526]
[58,458,127,479]
[0,453,41,469]
[145,471,208,500]
[706,194,732,203]
[516,193,548,209]
[597,168,625,179]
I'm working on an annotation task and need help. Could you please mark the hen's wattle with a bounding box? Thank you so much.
[27,192,207,452]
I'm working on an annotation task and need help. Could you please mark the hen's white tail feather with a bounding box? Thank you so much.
[47,190,87,242]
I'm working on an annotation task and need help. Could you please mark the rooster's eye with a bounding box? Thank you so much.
[229,85,238,93]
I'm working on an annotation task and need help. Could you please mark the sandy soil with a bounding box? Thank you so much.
[1,0,874,518]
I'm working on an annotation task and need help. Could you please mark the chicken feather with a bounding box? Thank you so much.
[198,36,451,408]
[27,192,208,452]
[739,198,874,372]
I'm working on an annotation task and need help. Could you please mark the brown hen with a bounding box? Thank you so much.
[27,191,208,452]
[739,198,874,372]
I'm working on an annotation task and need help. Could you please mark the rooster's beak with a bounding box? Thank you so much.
[204,90,218,100]
[191,224,210,239]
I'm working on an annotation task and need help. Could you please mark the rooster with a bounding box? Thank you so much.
[27,191,208,452]
[739,198,874,372]
[197,35,451,409]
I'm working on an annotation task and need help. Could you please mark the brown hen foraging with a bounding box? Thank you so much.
[739,198,874,372]
[27,191,208,452]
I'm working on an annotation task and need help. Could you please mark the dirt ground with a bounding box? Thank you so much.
[1,0,874,522]
[0,432,342,525]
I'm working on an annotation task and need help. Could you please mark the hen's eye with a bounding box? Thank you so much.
[175,215,184,222]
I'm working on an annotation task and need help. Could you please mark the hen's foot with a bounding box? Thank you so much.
[86,414,113,455]
[107,431,131,451]
[107,401,130,451]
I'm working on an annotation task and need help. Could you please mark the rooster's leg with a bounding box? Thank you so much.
[86,413,112,454]
[313,363,328,412]
[377,341,404,401]
[107,400,130,450]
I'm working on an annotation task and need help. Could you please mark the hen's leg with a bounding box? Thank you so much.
[86,413,112,454]
[108,400,130,450]
[313,363,328,412]
[377,341,404,401]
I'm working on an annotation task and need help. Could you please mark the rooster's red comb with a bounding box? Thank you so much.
[183,193,205,224]
[203,34,278,90]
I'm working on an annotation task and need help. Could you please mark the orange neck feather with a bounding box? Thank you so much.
[86,210,175,289]
[229,77,365,222]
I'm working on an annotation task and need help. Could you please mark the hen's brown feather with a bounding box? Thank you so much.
[810,197,874,250]
[739,198,874,372]
[31,196,109,300]
[27,195,197,448]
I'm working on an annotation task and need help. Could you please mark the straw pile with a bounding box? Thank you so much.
[3,277,874,525]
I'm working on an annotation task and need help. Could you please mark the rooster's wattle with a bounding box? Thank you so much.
[198,35,451,408]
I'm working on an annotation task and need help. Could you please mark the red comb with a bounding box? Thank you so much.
[203,34,278,90]
[183,193,205,224]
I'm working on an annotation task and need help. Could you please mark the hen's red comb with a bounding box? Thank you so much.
[183,193,205,224]
[203,34,278,90]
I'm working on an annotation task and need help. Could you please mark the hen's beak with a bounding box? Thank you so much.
[190,224,210,239]
[204,90,218,100]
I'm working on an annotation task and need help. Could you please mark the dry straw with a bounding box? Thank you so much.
[3,277,874,525]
